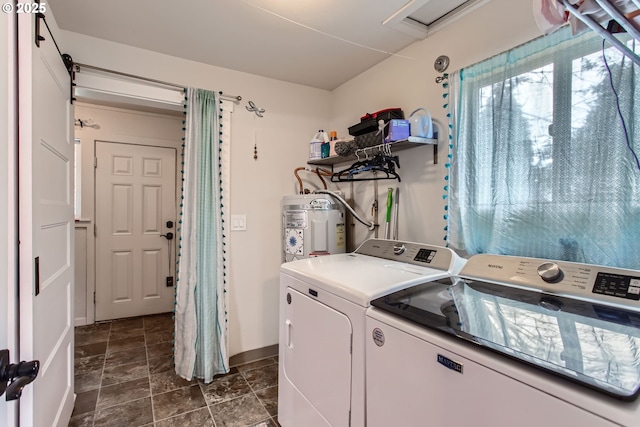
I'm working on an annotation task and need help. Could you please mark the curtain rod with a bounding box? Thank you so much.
[73,62,243,103]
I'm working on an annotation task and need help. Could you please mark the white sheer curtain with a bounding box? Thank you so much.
[174,88,232,382]
[448,27,640,269]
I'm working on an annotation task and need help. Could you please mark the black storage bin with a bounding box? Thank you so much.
[348,108,404,136]
[354,130,386,148]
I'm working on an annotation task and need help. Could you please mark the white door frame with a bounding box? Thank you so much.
[1,9,19,427]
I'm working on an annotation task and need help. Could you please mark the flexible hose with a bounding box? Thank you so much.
[314,167,327,190]
[314,189,376,231]
[293,167,305,194]
[316,167,333,177]
[293,167,328,193]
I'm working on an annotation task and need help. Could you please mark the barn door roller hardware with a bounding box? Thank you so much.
[33,3,76,104]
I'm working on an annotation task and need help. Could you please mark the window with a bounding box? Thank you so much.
[448,27,640,269]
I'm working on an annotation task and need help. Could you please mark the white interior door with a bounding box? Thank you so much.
[17,12,75,427]
[95,141,176,321]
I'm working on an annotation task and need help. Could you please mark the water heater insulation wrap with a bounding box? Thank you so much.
[282,194,346,262]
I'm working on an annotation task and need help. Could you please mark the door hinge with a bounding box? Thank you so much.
[350,333,353,355]
[93,291,96,304]
[94,157,97,168]
[94,224,97,237]
[348,410,351,426]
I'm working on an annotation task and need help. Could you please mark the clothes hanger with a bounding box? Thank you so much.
[331,149,370,179]
[331,151,401,182]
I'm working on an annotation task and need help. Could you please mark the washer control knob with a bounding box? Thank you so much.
[537,262,563,283]
[393,244,406,255]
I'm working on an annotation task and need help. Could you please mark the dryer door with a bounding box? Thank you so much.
[282,287,352,426]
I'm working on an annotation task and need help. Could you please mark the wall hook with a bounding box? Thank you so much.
[246,100,265,118]
[74,119,100,129]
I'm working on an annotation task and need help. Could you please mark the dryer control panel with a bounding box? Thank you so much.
[461,254,640,309]
[355,239,461,272]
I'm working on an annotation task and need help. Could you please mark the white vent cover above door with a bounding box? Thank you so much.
[383,0,488,39]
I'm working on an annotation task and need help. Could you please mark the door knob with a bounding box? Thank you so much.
[0,349,39,401]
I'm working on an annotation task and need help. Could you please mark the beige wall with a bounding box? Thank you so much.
[61,0,546,358]
[61,32,333,357]
[74,103,184,220]
[329,0,542,246]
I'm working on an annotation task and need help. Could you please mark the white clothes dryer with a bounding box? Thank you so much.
[366,254,640,427]
[277,238,465,427]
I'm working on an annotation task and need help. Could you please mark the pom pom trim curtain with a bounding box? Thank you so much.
[448,27,640,269]
[175,88,231,382]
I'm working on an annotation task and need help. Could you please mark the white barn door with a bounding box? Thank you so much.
[17,12,75,427]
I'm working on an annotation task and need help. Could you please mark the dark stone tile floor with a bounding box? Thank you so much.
[69,313,280,427]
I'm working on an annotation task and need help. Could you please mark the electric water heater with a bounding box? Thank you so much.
[281,194,346,262]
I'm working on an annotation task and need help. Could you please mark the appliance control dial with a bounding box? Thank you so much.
[537,262,563,283]
[393,244,406,255]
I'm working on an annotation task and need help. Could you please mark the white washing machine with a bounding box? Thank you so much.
[277,238,466,427]
[366,254,640,427]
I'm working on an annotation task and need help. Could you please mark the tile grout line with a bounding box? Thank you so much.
[145,319,157,425]
[195,379,217,426]
[206,395,219,427]
[202,363,276,426]
[239,364,277,424]
[92,320,112,427]
[97,319,152,424]
[77,315,237,427]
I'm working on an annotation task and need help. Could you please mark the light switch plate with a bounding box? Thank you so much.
[231,214,247,231]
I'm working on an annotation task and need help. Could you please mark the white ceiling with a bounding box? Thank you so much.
[48,0,473,91]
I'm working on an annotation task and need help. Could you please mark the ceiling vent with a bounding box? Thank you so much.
[383,0,488,39]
